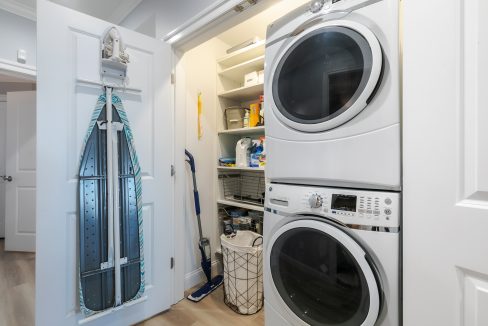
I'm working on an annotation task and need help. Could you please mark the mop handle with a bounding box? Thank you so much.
[185,150,203,240]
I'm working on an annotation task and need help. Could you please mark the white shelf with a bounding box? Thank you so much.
[218,40,266,68]
[218,126,265,135]
[218,55,265,83]
[217,199,264,212]
[217,166,265,172]
[218,83,263,101]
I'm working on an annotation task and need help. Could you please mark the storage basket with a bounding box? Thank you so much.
[221,231,263,315]
[225,107,247,130]
[219,172,265,206]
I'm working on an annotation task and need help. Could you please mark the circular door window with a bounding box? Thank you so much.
[268,220,381,326]
[271,21,383,132]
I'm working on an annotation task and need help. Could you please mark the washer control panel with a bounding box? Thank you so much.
[308,193,324,208]
[266,183,400,228]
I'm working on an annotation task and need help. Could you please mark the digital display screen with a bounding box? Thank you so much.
[331,194,357,212]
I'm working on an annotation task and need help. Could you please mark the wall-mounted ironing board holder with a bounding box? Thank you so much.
[78,27,145,321]
[100,27,132,308]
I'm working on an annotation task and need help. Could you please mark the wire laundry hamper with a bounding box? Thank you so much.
[219,172,265,205]
[221,232,264,315]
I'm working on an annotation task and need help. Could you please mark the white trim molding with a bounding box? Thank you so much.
[0,58,36,81]
[184,260,221,291]
[0,0,36,21]
[164,0,262,47]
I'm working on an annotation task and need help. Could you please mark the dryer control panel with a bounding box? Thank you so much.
[266,183,400,228]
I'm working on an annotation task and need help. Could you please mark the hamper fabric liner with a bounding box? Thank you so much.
[221,231,263,315]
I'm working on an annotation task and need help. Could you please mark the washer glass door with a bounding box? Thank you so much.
[269,221,380,326]
[271,23,382,132]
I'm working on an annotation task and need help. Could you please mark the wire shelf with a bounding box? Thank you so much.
[219,172,265,206]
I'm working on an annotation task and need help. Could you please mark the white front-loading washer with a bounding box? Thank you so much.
[264,183,400,326]
[264,0,401,190]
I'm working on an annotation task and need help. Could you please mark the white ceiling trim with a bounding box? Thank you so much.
[164,0,252,45]
[0,58,36,81]
[0,0,36,21]
[108,0,143,24]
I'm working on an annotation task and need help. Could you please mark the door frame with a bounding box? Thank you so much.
[165,0,280,303]
[0,94,5,239]
[0,62,36,242]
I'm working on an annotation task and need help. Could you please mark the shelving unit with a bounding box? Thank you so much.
[217,40,265,69]
[217,166,265,171]
[217,199,264,212]
[216,41,266,215]
[218,126,265,135]
[218,83,264,101]
[218,55,265,82]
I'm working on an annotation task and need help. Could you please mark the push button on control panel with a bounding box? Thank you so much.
[385,198,392,205]
[384,208,392,215]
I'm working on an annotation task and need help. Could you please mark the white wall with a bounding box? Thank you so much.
[0,9,36,66]
[121,0,219,38]
[181,38,230,289]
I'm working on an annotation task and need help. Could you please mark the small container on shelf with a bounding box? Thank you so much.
[244,71,259,87]
[249,103,260,127]
[219,158,236,167]
[225,106,247,130]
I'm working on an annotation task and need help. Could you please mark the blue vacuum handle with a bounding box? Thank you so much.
[185,150,196,173]
[185,149,201,216]
[193,191,201,216]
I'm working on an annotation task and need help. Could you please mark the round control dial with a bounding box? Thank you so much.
[309,194,324,209]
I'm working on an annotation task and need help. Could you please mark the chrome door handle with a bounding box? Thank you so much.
[1,176,12,182]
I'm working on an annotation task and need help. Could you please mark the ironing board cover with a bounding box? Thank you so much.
[78,94,144,315]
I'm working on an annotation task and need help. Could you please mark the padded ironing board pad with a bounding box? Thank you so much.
[78,95,144,314]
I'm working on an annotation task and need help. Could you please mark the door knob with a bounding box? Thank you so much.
[1,176,12,182]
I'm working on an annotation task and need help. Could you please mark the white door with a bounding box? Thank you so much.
[403,1,488,325]
[4,91,36,252]
[36,1,174,325]
[0,97,6,238]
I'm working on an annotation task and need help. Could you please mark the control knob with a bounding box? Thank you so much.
[309,194,323,209]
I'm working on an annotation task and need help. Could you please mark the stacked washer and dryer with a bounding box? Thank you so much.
[263,0,401,325]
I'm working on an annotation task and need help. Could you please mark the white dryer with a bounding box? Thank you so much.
[264,183,400,326]
[264,0,401,190]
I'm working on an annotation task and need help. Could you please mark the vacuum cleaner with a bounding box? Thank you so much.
[185,150,224,302]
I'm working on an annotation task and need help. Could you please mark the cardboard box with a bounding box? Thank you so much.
[244,71,258,87]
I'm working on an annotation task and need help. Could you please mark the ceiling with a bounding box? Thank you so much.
[0,0,143,23]
[217,0,309,47]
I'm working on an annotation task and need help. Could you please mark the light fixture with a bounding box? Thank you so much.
[309,0,326,13]
[234,0,258,13]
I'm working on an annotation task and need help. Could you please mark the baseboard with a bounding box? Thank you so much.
[184,260,222,290]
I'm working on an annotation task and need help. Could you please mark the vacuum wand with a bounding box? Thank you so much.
[185,150,224,302]
[185,150,204,242]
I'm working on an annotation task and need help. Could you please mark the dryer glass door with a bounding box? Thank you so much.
[269,220,381,326]
[271,23,382,132]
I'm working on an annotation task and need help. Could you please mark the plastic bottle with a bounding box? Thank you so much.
[243,110,249,128]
